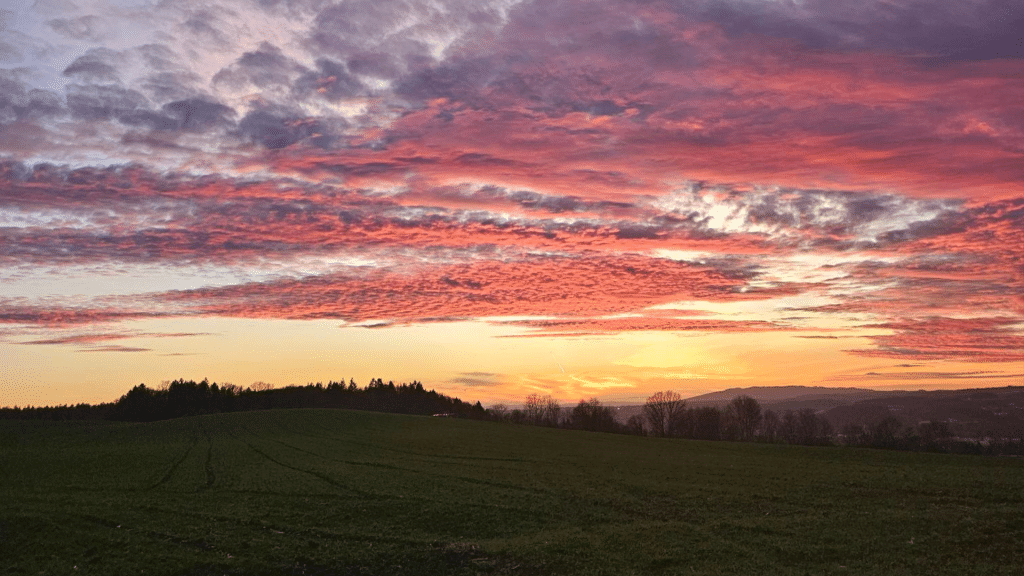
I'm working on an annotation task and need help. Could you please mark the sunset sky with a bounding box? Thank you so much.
[1,0,1022,407]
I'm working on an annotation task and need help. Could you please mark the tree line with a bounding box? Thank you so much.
[487,391,832,446]
[486,390,1023,455]
[0,378,487,422]
[838,417,1024,456]
[4,382,1019,456]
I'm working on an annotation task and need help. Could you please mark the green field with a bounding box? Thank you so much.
[2,410,1023,575]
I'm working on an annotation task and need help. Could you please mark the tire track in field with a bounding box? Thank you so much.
[263,433,554,498]
[226,429,379,499]
[198,421,215,491]
[148,432,200,491]
[280,415,536,464]
[133,503,426,546]
[73,512,215,551]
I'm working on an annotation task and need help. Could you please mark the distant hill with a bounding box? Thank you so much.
[685,386,899,408]
[823,386,1024,438]
[611,385,1024,439]
[611,385,898,423]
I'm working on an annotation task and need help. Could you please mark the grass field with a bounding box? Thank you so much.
[2,409,1023,575]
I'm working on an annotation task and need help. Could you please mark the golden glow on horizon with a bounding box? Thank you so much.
[3,317,1022,408]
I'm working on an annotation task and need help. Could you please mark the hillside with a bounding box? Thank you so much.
[2,409,1023,575]
[613,386,1024,441]
[611,385,899,424]
[823,386,1024,438]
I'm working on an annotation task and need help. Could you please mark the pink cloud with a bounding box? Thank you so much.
[158,253,806,322]
[847,317,1024,362]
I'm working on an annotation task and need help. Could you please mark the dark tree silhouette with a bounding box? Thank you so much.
[626,414,646,436]
[727,395,762,442]
[690,406,722,441]
[102,378,486,422]
[567,398,618,433]
[761,409,781,443]
[643,390,685,437]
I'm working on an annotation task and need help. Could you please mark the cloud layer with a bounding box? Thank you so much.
[2,0,1022,399]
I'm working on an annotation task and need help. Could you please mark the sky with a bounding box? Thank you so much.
[1,0,1022,408]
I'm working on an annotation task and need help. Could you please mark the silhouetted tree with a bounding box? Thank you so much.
[488,403,510,421]
[643,390,685,437]
[522,394,561,427]
[568,398,617,432]
[543,396,562,427]
[691,406,722,441]
[626,414,646,436]
[918,421,953,452]
[761,409,780,443]
[840,423,868,446]
[727,396,762,442]
[508,408,525,424]
[524,394,545,425]
[870,417,903,449]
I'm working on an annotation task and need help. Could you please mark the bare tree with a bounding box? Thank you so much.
[523,394,544,424]
[781,410,798,443]
[691,406,722,440]
[488,403,509,421]
[523,394,561,426]
[248,381,274,392]
[543,396,562,427]
[794,408,831,445]
[568,398,616,432]
[626,414,646,436]
[728,395,762,442]
[643,390,685,437]
[761,409,781,443]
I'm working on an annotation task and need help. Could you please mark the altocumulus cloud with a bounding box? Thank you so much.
[0,0,1021,382]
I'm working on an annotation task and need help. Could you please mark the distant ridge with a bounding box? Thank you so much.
[683,385,897,406]
[610,385,1024,439]
[611,385,899,423]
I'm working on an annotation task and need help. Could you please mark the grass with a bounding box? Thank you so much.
[2,409,1023,575]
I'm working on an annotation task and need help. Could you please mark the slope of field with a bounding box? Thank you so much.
[2,410,1023,575]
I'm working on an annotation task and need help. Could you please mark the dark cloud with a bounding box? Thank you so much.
[311,1,418,55]
[686,0,1024,61]
[213,42,306,91]
[346,51,402,79]
[295,58,363,101]
[136,44,179,72]
[62,49,121,82]
[181,10,229,45]
[0,74,64,124]
[66,83,150,122]
[47,15,105,42]
[448,372,503,387]
[162,98,236,132]
[140,71,204,102]
[237,107,336,149]
[0,39,20,62]
[63,83,235,133]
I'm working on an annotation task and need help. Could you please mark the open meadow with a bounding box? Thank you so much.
[2,409,1023,575]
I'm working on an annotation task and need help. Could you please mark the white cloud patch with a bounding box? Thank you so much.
[653,184,960,244]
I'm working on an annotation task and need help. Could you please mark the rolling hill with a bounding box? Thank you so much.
[2,409,1023,574]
